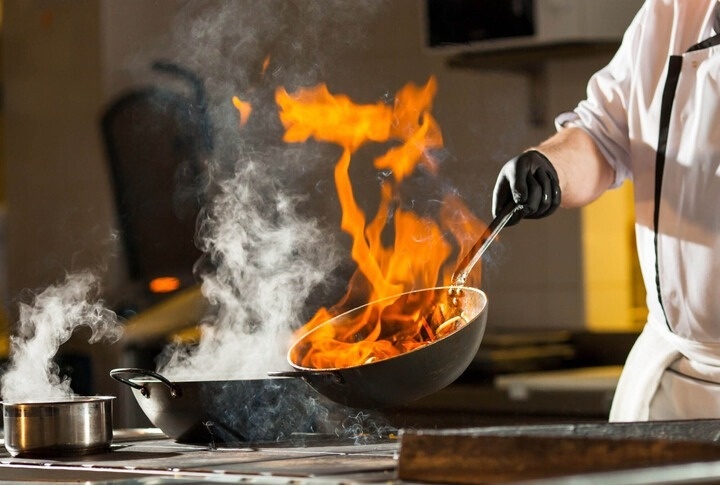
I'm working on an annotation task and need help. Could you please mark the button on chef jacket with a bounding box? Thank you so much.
[556,0,720,421]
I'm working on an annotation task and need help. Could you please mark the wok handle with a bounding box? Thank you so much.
[268,370,345,384]
[451,202,526,287]
[110,368,183,398]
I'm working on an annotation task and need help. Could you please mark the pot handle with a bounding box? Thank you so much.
[268,370,345,385]
[110,368,183,398]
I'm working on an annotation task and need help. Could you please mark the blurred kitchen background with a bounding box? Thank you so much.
[0,0,646,427]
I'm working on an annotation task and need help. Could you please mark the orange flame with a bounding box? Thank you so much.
[276,77,486,369]
[232,96,252,127]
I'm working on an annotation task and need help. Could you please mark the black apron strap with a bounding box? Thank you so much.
[653,55,683,332]
[688,33,720,52]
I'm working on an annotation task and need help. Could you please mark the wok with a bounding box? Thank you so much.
[110,369,329,445]
[269,204,521,408]
[270,285,488,409]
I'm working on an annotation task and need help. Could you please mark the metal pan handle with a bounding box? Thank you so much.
[452,202,526,288]
[268,370,345,385]
[110,368,183,398]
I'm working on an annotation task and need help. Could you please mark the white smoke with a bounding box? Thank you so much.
[148,1,387,382]
[156,158,339,380]
[0,271,122,403]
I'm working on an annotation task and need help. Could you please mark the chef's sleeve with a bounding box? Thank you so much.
[554,1,651,189]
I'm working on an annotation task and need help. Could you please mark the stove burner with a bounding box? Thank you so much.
[198,427,398,450]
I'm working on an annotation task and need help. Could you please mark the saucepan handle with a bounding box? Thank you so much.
[110,367,183,398]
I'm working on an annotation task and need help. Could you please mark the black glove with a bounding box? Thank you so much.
[492,150,562,225]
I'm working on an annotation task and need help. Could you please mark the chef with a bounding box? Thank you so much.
[492,0,720,421]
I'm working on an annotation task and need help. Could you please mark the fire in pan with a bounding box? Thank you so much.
[270,204,520,408]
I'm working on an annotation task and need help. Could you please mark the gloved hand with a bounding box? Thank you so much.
[492,149,562,225]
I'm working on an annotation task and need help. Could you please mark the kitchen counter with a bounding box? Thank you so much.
[4,422,720,484]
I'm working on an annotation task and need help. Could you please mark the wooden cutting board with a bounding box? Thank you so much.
[398,422,720,484]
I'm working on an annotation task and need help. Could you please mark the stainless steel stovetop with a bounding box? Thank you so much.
[0,428,399,484]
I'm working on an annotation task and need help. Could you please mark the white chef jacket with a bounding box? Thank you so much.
[556,0,720,421]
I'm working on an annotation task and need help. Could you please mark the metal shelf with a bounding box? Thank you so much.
[445,41,620,125]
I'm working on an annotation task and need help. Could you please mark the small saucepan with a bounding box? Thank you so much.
[270,285,488,408]
[2,396,114,457]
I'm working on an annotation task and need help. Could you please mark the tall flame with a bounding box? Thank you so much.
[232,96,252,128]
[276,78,486,369]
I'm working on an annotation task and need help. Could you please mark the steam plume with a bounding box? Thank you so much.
[156,158,339,379]
[0,271,122,403]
